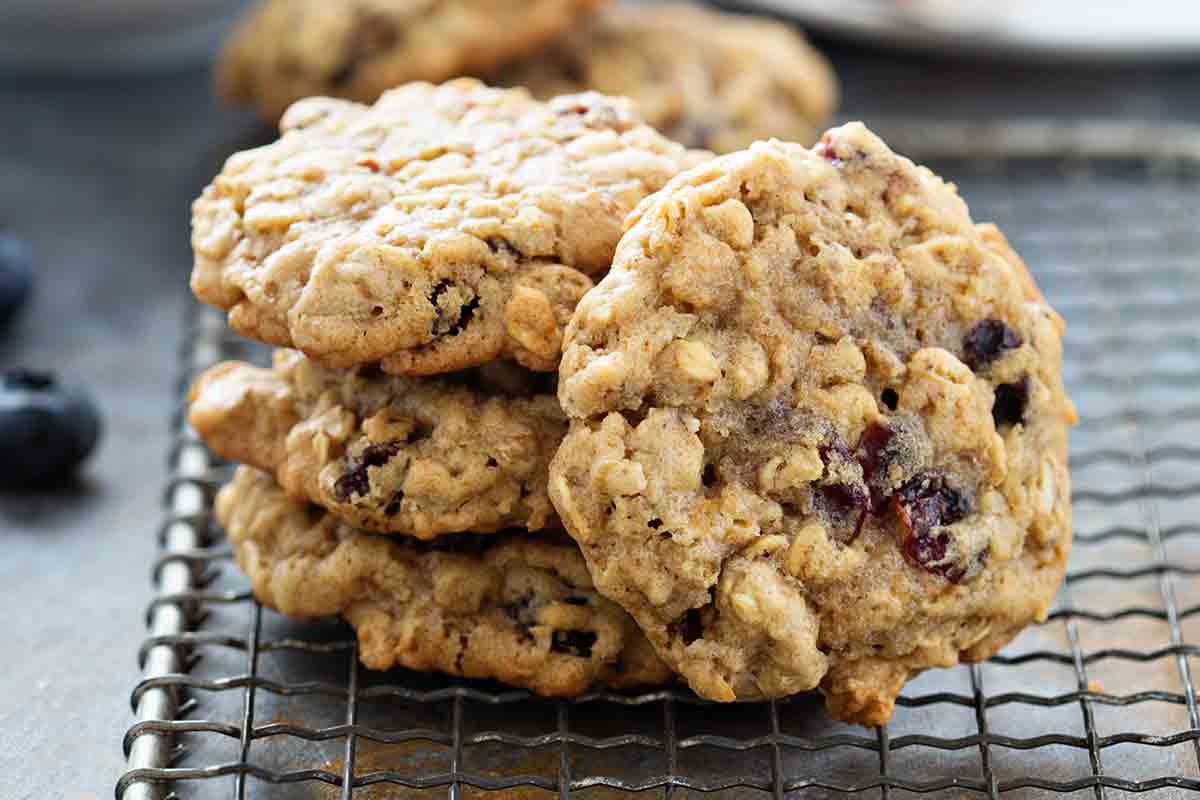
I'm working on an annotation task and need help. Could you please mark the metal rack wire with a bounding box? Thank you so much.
[119,121,1200,798]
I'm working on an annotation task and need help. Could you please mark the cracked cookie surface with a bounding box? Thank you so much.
[550,123,1076,724]
[191,80,705,375]
[189,349,564,538]
[493,3,837,154]
[217,0,610,123]
[219,467,671,695]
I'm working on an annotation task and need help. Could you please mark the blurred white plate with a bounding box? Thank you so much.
[723,0,1200,61]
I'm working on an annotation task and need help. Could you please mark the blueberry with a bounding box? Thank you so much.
[550,629,597,658]
[0,370,101,487]
[670,607,705,645]
[0,234,34,332]
[962,319,1022,371]
[992,377,1030,429]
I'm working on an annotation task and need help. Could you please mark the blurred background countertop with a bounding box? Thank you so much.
[2,9,1200,797]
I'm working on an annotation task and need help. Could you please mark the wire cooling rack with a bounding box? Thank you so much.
[120,121,1200,799]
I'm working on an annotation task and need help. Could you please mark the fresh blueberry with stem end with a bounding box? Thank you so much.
[0,234,34,332]
[0,370,101,488]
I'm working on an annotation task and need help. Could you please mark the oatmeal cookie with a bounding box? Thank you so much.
[189,349,563,538]
[550,123,1076,724]
[191,80,705,375]
[492,3,837,153]
[216,0,610,123]
[218,467,671,695]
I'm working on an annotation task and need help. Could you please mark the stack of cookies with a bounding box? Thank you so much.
[188,81,704,696]
[214,0,839,154]
[189,11,1076,728]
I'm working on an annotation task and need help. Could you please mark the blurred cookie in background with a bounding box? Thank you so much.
[491,3,838,152]
[216,0,611,122]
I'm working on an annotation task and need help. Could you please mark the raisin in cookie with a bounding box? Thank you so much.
[191,80,706,375]
[549,123,1077,724]
[216,0,610,123]
[219,467,670,695]
[189,349,563,538]
[491,3,837,154]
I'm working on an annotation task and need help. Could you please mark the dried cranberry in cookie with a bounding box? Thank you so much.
[191,80,706,375]
[550,123,1077,724]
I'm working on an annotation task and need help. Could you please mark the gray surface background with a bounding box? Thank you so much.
[1,6,1199,797]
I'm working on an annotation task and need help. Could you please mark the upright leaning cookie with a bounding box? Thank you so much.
[219,467,671,695]
[493,3,838,153]
[216,0,610,123]
[189,349,564,538]
[550,123,1076,724]
[191,80,705,375]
